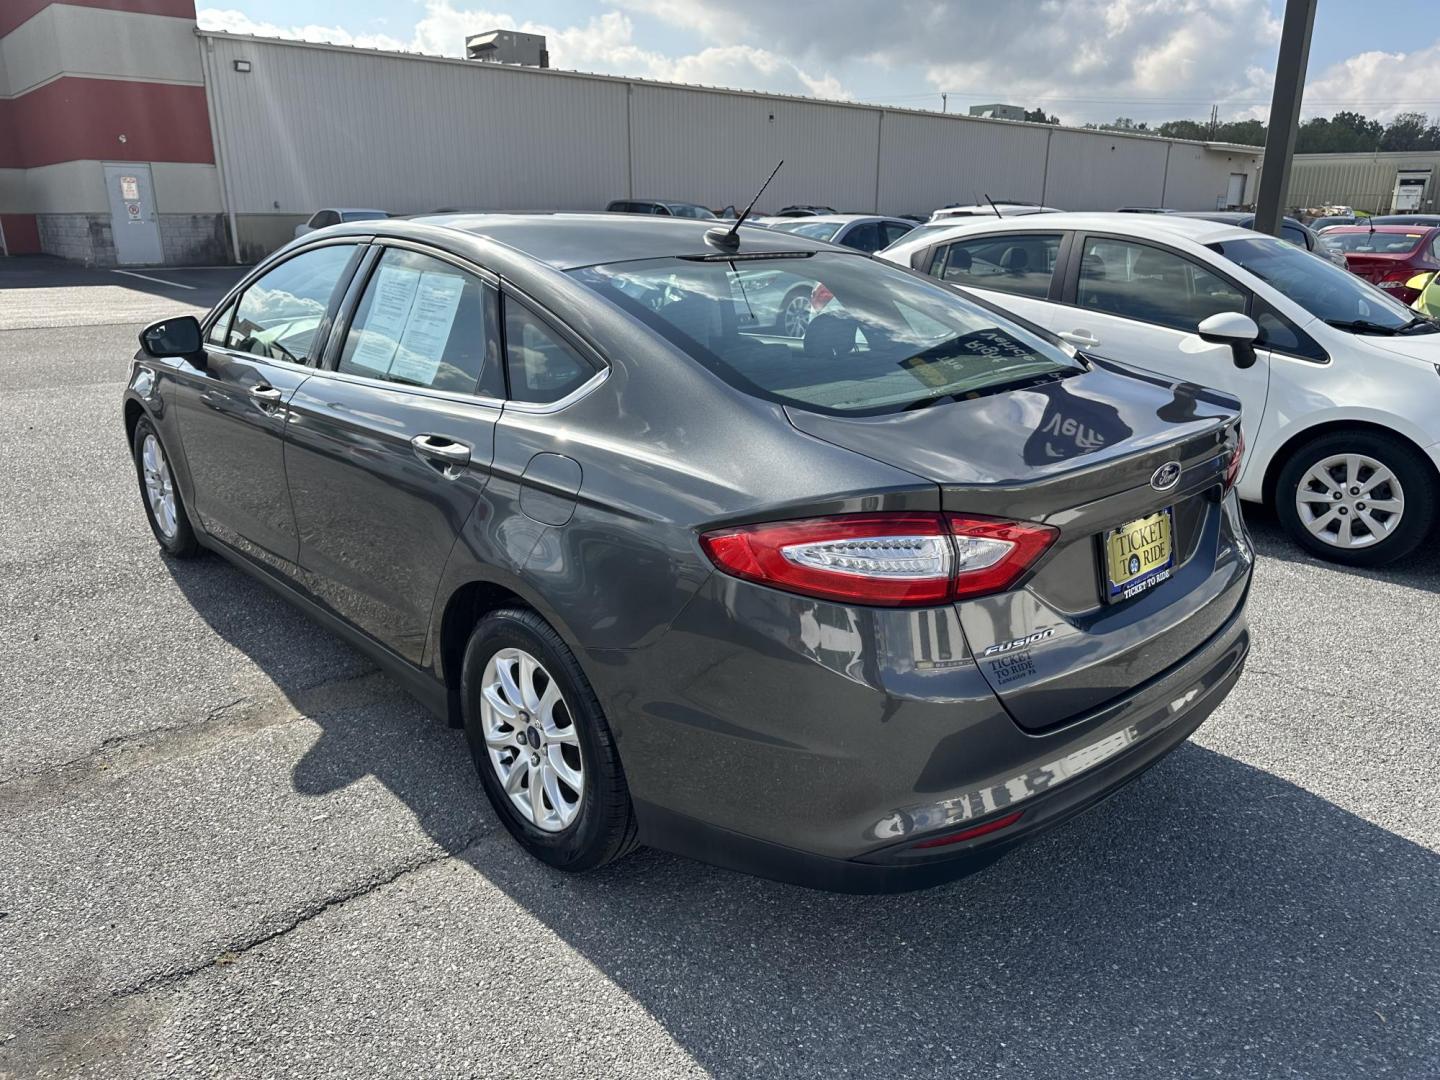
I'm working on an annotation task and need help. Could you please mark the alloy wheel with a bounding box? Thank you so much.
[782,295,812,338]
[1294,452,1405,550]
[479,647,584,832]
[141,433,178,539]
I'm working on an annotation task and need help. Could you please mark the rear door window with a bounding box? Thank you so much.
[926,234,1062,298]
[337,247,501,395]
[1077,238,1246,332]
[841,222,884,252]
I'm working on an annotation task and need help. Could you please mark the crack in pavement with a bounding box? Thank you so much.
[0,836,491,1080]
[129,834,489,996]
[0,669,399,814]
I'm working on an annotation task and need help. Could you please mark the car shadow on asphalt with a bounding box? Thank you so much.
[161,545,1440,1078]
[1244,504,1440,594]
[0,255,248,308]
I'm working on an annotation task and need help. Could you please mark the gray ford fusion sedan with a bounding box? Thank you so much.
[123,213,1252,892]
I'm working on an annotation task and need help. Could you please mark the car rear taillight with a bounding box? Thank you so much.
[1377,268,1420,297]
[947,515,1059,598]
[700,513,1058,607]
[1223,425,1244,493]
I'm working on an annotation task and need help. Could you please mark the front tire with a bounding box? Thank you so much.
[461,608,639,872]
[130,416,200,558]
[1275,430,1436,566]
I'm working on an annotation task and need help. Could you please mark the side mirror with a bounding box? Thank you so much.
[1405,271,1435,293]
[139,316,203,359]
[1197,312,1260,370]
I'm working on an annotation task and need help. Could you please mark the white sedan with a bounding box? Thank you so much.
[881,213,1440,565]
[293,208,390,238]
[750,214,917,254]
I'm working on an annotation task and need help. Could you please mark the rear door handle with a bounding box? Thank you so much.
[249,384,283,402]
[411,434,472,471]
[1059,330,1100,348]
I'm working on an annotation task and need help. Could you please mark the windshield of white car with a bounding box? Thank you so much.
[771,221,843,241]
[340,211,389,222]
[572,253,1082,415]
[1210,236,1433,334]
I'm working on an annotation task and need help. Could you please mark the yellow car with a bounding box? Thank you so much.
[1410,271,1440,319]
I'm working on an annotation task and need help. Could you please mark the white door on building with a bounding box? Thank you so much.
[1392,170,1431,213]
[1225,173,1247,208]
[104,164,163,265]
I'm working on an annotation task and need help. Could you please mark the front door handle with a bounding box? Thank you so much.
[1058,330,1100,348]
[411,434,472,472]
[249,384,283,402]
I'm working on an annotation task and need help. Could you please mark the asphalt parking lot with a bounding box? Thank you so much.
[2,258,1439,1080]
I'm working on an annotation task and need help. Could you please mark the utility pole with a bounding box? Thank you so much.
[1254,0,1317,235]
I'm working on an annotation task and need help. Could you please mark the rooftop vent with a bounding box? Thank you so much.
[465,30,549,68]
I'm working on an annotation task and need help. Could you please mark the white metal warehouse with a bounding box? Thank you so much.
[201,32,1264,261]
[1288,151,1440,216]
[0,0,1264,266]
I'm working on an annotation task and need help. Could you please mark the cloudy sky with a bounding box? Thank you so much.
[197,0,1440,127]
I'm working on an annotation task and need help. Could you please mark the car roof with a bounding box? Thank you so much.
[370,211,846,269]
[616,199,709,208]
[1174,210,1311,229]
[1323,223,1438,233]
[889,211,1257,250]
[767,214,910,226]
[1174,211,1253,223]
[933,203,1058,213]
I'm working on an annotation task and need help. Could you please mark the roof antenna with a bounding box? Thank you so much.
[983,193,1003,219]
[706,160,784,251]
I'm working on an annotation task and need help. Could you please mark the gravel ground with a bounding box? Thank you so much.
[1,262,1438,1079]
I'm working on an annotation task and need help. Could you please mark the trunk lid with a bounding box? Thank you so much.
[787,360,1250,731]
[1343,250,1420,284]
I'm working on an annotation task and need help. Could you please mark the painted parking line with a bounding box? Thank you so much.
[112,269,197,291]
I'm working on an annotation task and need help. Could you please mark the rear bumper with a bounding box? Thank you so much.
[635,605,1248,893]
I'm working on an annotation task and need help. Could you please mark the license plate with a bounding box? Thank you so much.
[1104,508,1174,601]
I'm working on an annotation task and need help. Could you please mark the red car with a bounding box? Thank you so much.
[1319,224,1440,304]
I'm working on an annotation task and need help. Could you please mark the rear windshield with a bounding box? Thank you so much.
[1323,230,1426,254]
[570,253,1081,415]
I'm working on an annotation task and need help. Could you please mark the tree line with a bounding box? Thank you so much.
[1050,110,1440,153]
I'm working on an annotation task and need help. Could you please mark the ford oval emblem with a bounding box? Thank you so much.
[1151,461,1182,491]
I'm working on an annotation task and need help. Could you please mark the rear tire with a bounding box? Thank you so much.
[776,286,813,338]
[461,608,639,872]
[130,416,200,558]
[1274,430,1436,566]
